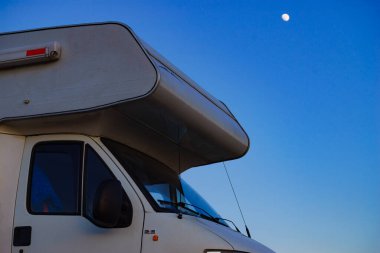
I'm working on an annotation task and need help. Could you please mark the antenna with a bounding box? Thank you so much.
[177,127,183,219]
[222,162,251,238]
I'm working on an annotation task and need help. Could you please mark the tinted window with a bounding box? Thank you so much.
[29,142,82,214]
[101,138,226,225]
[84,145,116,219]
[84,145,132,227]
[101,138,181,211]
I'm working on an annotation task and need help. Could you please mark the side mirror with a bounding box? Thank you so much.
[92,180,131,228]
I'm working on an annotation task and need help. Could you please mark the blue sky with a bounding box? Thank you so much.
[1,1,379,253]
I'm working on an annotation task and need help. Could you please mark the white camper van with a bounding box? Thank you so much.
[0,22,274,253]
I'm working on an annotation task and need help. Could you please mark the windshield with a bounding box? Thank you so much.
[102,138,226,224]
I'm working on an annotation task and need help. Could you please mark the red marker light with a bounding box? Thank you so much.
[0,42,60,69]
[26,48,46,57]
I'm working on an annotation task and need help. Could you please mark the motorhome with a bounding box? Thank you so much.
[0,22,274,253]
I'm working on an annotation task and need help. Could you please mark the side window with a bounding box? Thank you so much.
[84,145,132,227]
[28,142,82,214]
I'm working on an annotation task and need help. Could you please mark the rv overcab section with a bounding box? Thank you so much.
[0,22,249,171]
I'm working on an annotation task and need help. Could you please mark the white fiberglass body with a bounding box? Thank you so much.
[0,23,275,253]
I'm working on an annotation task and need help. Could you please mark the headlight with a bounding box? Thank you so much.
[204,250,249,253]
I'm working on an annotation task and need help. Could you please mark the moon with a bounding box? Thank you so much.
[281,13,290,22]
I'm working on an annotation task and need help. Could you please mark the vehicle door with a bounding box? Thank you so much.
[12,135,144,253]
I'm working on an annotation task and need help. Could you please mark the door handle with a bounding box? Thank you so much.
[13,226,32,246]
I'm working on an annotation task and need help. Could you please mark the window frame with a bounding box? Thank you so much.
[83,143,133,228]
[83,144,116,222]
[26,141,84,216]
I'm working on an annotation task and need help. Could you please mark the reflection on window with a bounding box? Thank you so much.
[84,145,132,227]
[29,142,82,214]
[102,138,224,223]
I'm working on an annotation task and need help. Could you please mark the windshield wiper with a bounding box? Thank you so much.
[158,200,201,217]
[158,200,217,220]
[158,200,243,234]
[158,200,238,231]
[214,218,241,233]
